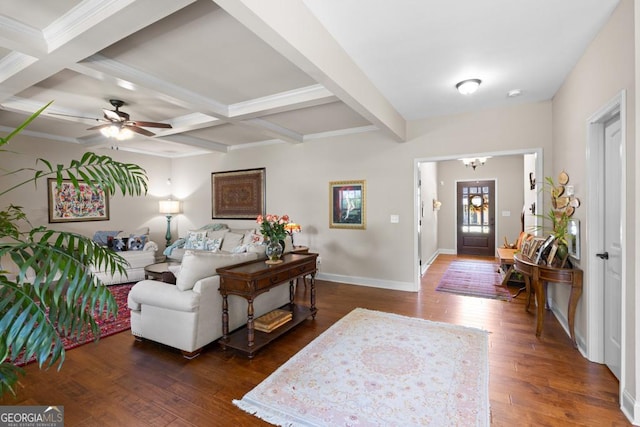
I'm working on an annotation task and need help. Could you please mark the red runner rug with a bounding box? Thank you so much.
[435,260,512,301]
[16,283,133,366]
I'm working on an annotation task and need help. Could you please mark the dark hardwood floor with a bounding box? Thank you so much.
[1,254,630,426]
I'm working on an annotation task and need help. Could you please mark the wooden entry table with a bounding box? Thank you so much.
[513,253,583,347]
[217,252,318,358]
[496,247,517,286]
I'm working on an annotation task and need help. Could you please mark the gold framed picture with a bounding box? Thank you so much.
[329,180,366,229]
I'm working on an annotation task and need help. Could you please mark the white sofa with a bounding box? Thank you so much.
[92,244,157,285]
[163,223,292,263]
[127,250,291,358]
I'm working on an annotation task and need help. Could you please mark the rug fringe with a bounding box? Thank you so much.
[233,398,316,427]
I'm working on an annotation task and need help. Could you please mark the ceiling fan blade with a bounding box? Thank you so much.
[126,125,155,137]
[103,109,126,122]
[49,112,101,122]
[87,123,114,131]
[131,121,172,129]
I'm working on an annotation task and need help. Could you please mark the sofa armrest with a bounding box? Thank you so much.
[192,275,220,294]
[143,240,158,252]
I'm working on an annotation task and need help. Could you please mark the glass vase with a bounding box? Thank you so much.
[265,239,283,262]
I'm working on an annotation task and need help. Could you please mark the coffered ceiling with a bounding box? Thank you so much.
[0,0,620,157]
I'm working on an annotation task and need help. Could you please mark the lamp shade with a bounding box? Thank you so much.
[285,223,301,233]
[159,200,180,214]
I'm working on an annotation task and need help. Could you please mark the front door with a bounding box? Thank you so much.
[603,114,622,379]
[456,180,495,256]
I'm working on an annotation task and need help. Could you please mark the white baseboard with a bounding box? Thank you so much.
[316,272,415,292]
[621,390,639,425]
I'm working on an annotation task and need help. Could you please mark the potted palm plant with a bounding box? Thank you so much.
[0,102,148,395]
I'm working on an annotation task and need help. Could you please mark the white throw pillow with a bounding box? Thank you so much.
[176,251,258,291]
[206,229,228,240]
[221,231,244,251]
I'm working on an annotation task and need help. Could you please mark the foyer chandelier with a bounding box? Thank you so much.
[460,157,490,170]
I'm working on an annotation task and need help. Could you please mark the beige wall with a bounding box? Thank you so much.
[552,0,636,416]
[0,137,172,253]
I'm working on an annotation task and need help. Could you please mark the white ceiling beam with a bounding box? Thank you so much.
[215,0,407,142]
[228,84,337,119]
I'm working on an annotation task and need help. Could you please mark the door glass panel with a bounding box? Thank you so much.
[461,184,490,233]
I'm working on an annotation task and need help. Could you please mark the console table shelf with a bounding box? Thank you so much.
[217,253,318,358]
[221,303,315,356]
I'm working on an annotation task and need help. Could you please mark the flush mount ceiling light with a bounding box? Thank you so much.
[455,79,482,95]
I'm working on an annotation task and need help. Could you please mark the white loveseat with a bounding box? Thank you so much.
[127,250,291,358]
[91,228,158,285]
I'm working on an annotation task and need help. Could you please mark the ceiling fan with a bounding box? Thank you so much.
[74,99,172,139]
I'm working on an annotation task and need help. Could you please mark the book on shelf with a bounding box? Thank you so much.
[254,309,293,333]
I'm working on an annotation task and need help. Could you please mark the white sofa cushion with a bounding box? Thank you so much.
[175,251,258,291]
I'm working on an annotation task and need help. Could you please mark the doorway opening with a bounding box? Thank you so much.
[413,148,543,291]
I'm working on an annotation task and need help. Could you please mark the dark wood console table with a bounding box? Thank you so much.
[513,253,583,347]
[217,252,318,358]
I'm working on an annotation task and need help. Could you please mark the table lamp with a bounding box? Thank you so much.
[159,199,181,247]
[284,223,301,247]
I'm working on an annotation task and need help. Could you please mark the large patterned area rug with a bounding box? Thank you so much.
[435,260,512,301]
[234,308,489,426]
[17,283,133,366]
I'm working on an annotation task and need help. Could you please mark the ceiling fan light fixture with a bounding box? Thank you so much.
[116,127,134,140]
[456,79,482,95]
[100,123,133,140]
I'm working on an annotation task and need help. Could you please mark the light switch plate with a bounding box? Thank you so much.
[390,215,400,223]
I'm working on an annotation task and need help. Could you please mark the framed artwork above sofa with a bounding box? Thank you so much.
[47,178,109,223]
[211,168,266,219]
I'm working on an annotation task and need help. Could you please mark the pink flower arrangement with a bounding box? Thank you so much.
[256,214,290,242]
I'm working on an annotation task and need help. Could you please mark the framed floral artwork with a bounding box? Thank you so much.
[48,178,109,223]
[329,180,366,229]
[211,168,266,219]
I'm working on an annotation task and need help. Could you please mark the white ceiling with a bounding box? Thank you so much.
[0,0,620,157]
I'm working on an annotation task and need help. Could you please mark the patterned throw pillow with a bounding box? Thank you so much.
[205,237,223,252]
[108,236,128,252]
[184,230,208,250]
[127,234,147,251]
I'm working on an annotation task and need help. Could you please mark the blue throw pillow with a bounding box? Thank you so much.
[93,230,120,246]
